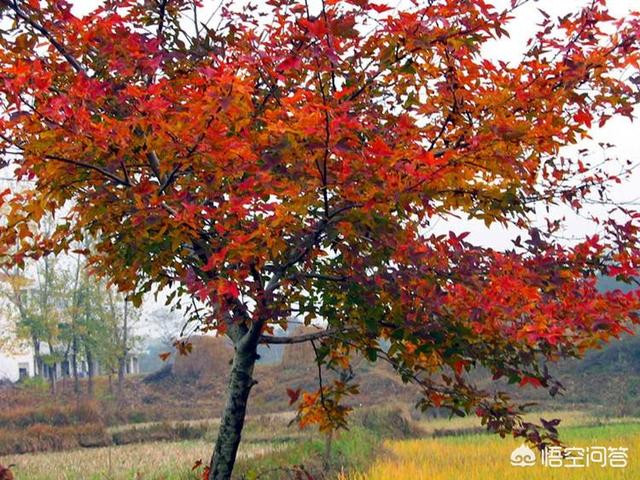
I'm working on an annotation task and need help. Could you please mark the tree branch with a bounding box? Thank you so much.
[1,0,86,74]
[286,273,348,283]
[45,155,130,186]
[146,150,166,186]
[259,329,339,344]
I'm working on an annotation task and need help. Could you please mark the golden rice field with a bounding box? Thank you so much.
[344,422,640,480]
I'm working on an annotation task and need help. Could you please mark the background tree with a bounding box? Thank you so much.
[106,290,140,399]
[78,275,113,397]
[0,254,64,393]
[0,267,44,376]
[57,253,84,395]
[60,255,126,398]
[1,250,139,397]
[1,1,640,479]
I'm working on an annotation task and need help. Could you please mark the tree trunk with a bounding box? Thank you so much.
[323,431,333,471]
[208,336,260,480]
[86,348,95,397]
[33,339,42,377]
[49,364,57,395]
[117,359,125,399]
[71,254,82,396]
[72,335,79,395]
[117,300,129,400]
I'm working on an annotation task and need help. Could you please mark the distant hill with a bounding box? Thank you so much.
[138,334,286,375]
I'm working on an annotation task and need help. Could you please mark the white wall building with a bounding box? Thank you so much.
[0,350,35,382]
[0,307,141,383]
[0,312,33,381]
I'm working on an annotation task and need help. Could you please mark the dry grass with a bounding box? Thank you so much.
[0,440,285,480]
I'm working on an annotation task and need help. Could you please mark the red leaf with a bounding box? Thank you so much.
[200,466,210,480]
[287,387,301,405]
[277,56,302,72]
[369,137,392,156]
[370,3,392,13]
[202,247,228,272]
[302,18,329,38]
[453,360,465,375]
[218,280,240,298]
[573,109,593,128]
[519,376,542,388]
[417,150,436,165]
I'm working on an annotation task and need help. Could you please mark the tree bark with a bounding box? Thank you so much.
[117,358,126,401]
[86,348,95,397]
[208,331,260,480]
[71,254,82,396]
[72,335,79,395]
[323,431,333,471]
[49,364,57,395]
[117,300,129,400]
[33,339,42,377]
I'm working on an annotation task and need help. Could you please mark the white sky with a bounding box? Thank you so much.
[434,0,640,249]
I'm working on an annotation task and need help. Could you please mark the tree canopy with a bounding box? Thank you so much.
[1,0,640,478]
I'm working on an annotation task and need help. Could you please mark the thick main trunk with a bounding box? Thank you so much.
[208,338,260,480]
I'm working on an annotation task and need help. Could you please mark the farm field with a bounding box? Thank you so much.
[3,409,639,479]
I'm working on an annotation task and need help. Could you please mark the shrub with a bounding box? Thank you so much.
[0,401,101,429]
[112,422,210,446]
[0,423,109,455]
[352,405,423,439]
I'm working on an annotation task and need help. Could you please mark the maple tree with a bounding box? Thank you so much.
[1,0,640,478]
